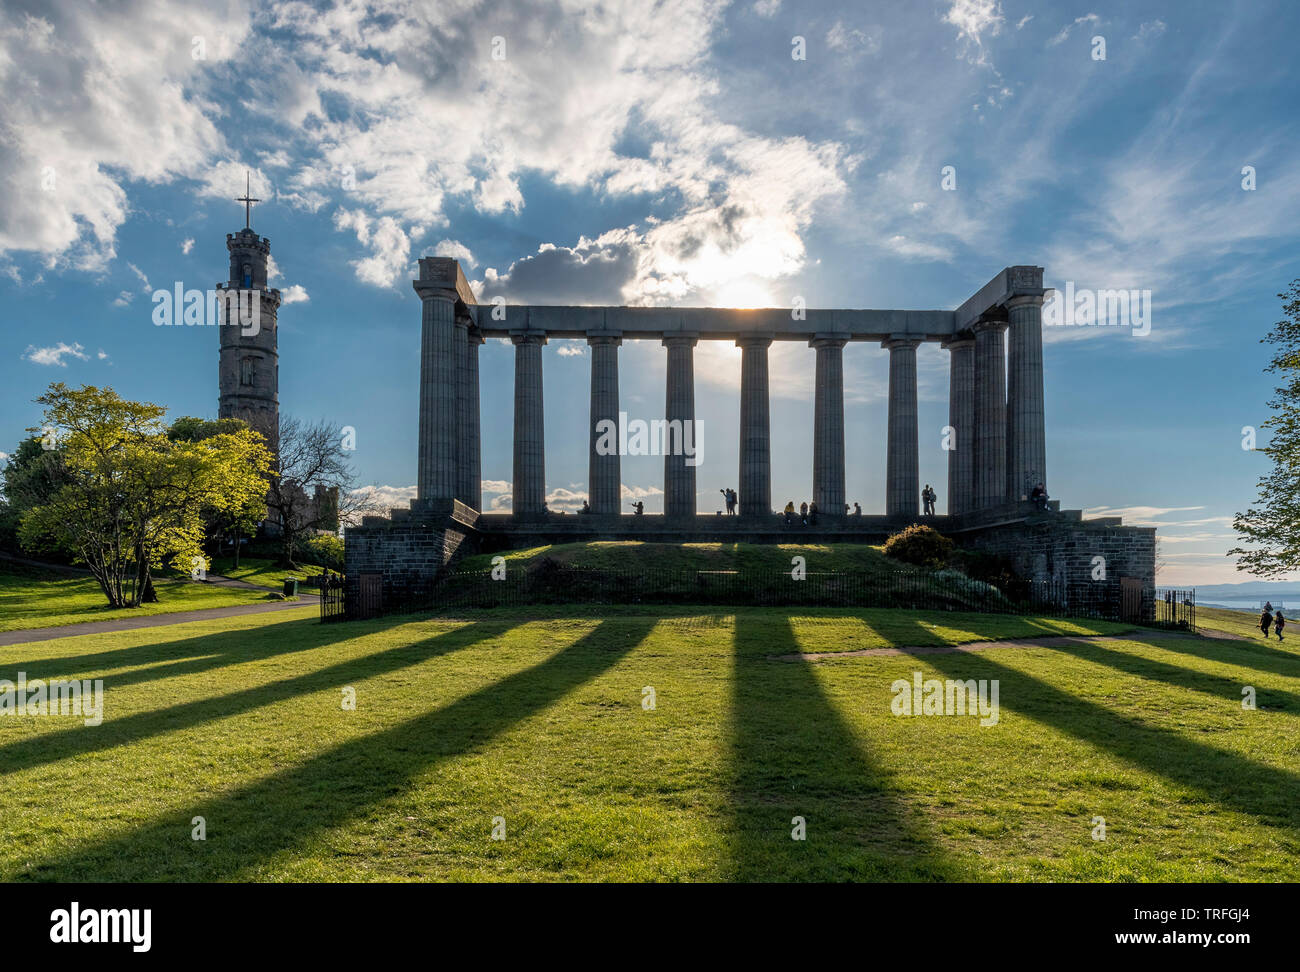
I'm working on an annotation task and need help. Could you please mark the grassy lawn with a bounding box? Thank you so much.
[1198,605,1291,642]
[458,540,916,576]
[0,562,286,633]
[2,602,1297,882]
[206,557,325,591]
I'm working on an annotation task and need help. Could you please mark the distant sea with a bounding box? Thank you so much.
[1201,600,1290,611]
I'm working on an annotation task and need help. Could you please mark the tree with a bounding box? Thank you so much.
[1,435,71,556]
[167,416,265,567]
[1231,279,1300,576]
[266,416,368,566]
[19,384,272,608]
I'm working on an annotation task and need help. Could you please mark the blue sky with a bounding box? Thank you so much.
[1,0,1297,585]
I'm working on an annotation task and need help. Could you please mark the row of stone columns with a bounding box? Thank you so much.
[416,289,1044,520]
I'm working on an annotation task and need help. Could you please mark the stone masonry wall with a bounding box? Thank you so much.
[344,506,477,608]
[968,519,1157,587]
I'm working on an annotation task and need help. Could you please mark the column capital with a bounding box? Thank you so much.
[587,330,623,347]
[735,332,773,349]
[881,336,922,351]
[971,317,1008,335]
[661,332,699,348]
[509,330,548,346]
[940,334,976,351]
[809,334,849,350]
[1005,293,1046,310]
[412,281,459,302]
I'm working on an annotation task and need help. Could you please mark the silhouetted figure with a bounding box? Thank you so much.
[579,499,590,514]
[922,484,936,516]
[783,501,795,524]
[1276,610,1286,641]
[720,488,737,515]
[1265,601,1273,613]
[1261,609,1274,637]
[809,501,818,525]
[1030,483,1049,511]
[800,501,808,525]
[630,501,644,516]
[854,502,862,516]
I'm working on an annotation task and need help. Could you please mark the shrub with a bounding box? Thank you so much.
[300,534,344,571]
[882,524,954,567]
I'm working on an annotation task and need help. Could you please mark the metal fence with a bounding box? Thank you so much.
[321,565,1195,630]
[1155,588,1196,630]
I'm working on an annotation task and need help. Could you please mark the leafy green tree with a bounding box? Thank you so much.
[19,383,273,608]
[167,415,266,567]
[1,436,71,556]
[1232,280,1300,576]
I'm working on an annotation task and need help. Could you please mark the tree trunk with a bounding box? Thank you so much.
[233,526,241,569]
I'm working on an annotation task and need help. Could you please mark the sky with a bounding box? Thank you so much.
[1,0,1297,586]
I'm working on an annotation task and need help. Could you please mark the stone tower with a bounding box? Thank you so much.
[216,188,281,457]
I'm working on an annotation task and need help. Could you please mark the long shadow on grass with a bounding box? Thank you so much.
[1143,632,1300,680]
[0,619,501,778]
[1044,637,1300,713]
[9,613,327,680]
[919,646,1300,834]
[15,616,656,881]
[727,613,957,881]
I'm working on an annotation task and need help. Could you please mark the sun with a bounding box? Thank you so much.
[712,280,775,309]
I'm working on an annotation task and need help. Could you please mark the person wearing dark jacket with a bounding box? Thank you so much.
[1261,608,1274,638]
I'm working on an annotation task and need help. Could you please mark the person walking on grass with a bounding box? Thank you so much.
[1260,607,1274,638]
[1276,610,1286,641]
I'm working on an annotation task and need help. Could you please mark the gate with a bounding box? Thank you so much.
[1119,577,1144,623]
[356,572,383,619]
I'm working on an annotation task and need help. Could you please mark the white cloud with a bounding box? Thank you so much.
[112,291,133,306]
[97,348,109,361]
[181,237,195,255]
[1047,13,1100,47]
[127,261,151,292]
[826,22,882,55]
[554,342,585,357]
[333,208,411,288]
[943,0,1004,63]
[280,284,310,304]
[752,0,781,17]
[430,239,475,268]
[0,2,248,270]
[23,341,89,366]
[1134,20,1166,42]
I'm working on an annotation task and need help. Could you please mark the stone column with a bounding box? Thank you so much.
[737,335,773,517]
[883,338,921,517]
[973,318,1008,509]
[588,333,622,516]
[414,283,457,504]
[662,334,698,518]
[455,314,482,511]
[511,332,547,516]
[942,336,975,516]
[1006,294,1047,502]
[811,336,847,517]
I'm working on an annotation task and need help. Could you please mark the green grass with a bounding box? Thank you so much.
[458,541,914,576]
[1198,605,1293,642]
[2,602,1297,882]
[206,557,323,591]
[0,562,283,633]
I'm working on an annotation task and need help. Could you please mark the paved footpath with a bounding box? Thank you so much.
[1,586,318,647]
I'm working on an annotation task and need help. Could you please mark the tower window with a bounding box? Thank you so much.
[242,263,253,288]
[240,357,255,386]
